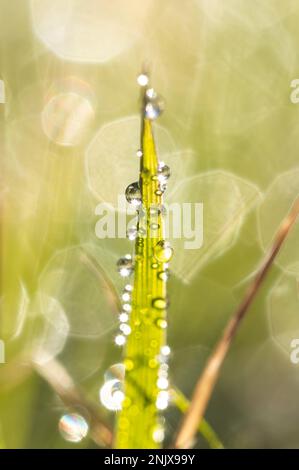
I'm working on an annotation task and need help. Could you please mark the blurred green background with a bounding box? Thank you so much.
[1,0,299,449]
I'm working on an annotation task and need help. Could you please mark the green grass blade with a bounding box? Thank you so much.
[115,97,170,449]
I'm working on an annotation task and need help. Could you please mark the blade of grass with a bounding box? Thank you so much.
[115,81,169,448]
[171,388,224,449]
[175,197,299,449]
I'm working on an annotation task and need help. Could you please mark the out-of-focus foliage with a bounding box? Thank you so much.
[1,0,299,449]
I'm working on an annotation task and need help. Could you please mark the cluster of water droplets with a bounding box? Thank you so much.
[114,284,133,347]
[155,345,171,413]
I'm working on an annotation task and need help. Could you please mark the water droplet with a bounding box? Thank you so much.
[124,284,133,293]
[119,312,129,323]
[156,391,169,410]
[161,345,171,357]
[158,162,171,183]
[100,379,124,411]
[138,227,147,237]
[155,189,163,196]
[154,241,173,263]
[136,149,143,158]
[158,363,169,375]
[146,88,157,99]
[150,223,160,231]
[152,297,167,310]
[125,182,141,206]
[123,303,132,313]
[151,262,159,269]
[160,183,167,193]
[117,255,133,277]
[157,377,169,390]
[149,205,161,216]
[152,423,165,444]
[157,270,170,281]
[144,95,164,120]
[156,318,168,329]
[137,73,149,87]
[127,226,138,241]
[115,334,126,346]
[122,292,131,302]
[58,413,89,443]
[120,323,131,336]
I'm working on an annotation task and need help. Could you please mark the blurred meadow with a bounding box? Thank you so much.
[1,0,299,448]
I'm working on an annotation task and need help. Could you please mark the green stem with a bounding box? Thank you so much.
[171,388,224,449]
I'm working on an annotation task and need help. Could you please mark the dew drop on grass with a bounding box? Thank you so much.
[119,312,129,323]
[154,241,173,263]
[58,413,89,443]
[157,270,170,281]
[100,379,124,411]
[115,334,126,346]
[136,149,143,158]
[120,323,131,336]
[152,422,165,444]
[123,303,132,313]
[156,391,169,410]
[122,291,131,302]
[125,182,141,206]
[127,226,138,241]
[158,162,171,183]
[160,345,171,357]
[100,363,125,411]
[157,377,169,390]
[117,255,133,277]
[144,93,164,120]
[156,318,168,329]
[152,297,167,310]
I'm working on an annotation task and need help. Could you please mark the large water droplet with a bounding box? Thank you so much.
[158,162,171,183]
[154,241,174,263]
[100,378,124,411]
[125,182,142,206]
[58,413,89,443]
[117,255,133,277]
[104,363,125,382]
